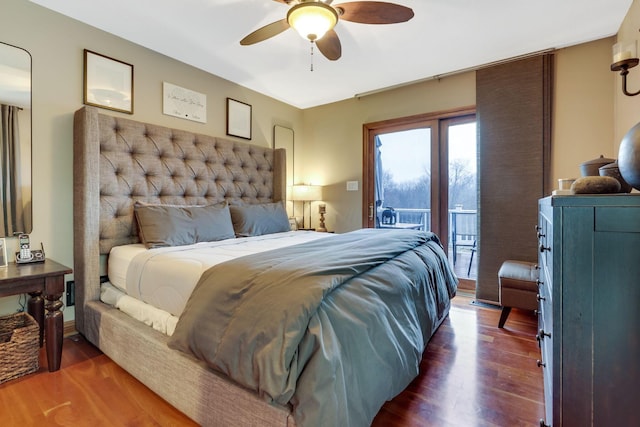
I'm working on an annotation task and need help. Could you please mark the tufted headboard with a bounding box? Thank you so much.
[73,106,286,334]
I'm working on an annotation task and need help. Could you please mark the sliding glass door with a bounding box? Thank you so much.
[446,118,477,282]
[363,108,477,288]
[374,128,432,231]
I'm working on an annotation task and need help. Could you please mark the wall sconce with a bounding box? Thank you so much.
[611,41,640,96]
[290,184,322,230]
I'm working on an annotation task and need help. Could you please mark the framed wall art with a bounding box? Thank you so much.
[163,82,206,123]
[84,49,134,114]
[226,98,252,140]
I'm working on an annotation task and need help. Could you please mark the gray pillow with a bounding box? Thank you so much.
[134,202,235,249]
[229,202,290,237]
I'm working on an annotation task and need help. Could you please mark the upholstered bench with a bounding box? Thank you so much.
[498,260,539,328]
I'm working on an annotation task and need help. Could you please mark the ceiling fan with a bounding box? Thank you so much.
[240,0,414,61]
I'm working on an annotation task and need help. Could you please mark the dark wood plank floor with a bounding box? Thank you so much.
[0,294,543,426]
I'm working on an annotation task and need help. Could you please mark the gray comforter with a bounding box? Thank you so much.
[168,228,457,426]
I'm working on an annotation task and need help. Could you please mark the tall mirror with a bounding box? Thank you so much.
[0,42,31,236]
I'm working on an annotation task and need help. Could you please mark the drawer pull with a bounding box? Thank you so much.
[540,420,550,427]
[537,293,546,302]
[536,225,546,239]
[536,279,543,287]
[539,244,551,253]
[536,359,546,368]
[536,328,551,342]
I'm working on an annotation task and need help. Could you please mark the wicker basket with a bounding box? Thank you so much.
[0,312,40,384]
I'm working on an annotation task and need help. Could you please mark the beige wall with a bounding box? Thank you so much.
[553,37,616,182]
[300,39,615,233]
[0,0,622,317]
[0,0,303,318]
[299,73,475,233]
[614,0,640,147]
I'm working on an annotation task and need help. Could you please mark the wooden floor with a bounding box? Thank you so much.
[0,294,543,426]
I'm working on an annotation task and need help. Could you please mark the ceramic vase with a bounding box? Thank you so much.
[599,161,632,193]
[580,155,615,176]
[619,122,640,191]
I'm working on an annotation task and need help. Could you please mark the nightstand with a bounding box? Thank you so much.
[0,259,72,372]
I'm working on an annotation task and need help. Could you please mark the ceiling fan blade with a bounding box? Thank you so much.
[316,29,341,61]
[335,1,414,24]
[240,19,290,45]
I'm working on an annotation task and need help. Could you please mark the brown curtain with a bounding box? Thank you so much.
[0,104,25,236]
[475,55,553,303]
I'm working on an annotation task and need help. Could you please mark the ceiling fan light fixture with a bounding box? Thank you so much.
[287,2,338,42]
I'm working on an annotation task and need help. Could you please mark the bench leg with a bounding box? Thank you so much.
[498,306,512,328]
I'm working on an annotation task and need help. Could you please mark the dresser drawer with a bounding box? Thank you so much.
[538,262,553,425]
[538,276,552,367]
[538,209,553,289]
[595,206,640,232]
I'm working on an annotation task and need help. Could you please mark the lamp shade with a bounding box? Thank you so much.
[291,185,322,201]
[287,2,338,42]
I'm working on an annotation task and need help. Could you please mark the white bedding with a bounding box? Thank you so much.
[101,281,180,335]
[104,231,335,323]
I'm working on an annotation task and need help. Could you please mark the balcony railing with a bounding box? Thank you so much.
[378,208,476,232]
[377,207,478,278]
[392,208,431,230]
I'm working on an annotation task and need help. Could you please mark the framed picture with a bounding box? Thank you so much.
[84,49,134,114]
[226,98,252,140]
[0,238,7,267]
[163,82,207,123]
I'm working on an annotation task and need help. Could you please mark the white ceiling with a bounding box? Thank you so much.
[31,0,632,109]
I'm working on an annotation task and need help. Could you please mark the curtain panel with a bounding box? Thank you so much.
[475,54,553,303]
[0,103,25,236]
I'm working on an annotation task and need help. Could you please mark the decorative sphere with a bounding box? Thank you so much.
[618,121,640,191]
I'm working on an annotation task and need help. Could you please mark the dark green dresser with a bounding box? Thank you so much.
[538,194,640,426]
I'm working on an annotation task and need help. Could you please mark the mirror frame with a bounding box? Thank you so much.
[0,41,32,236]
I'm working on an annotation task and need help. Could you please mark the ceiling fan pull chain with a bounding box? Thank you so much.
[310,41,314,72]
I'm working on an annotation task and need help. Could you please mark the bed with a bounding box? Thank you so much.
[73,106,458,426]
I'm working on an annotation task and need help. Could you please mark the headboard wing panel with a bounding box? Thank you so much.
[73,106,286,335]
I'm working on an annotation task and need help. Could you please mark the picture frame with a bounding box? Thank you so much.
[0,238,7,267]
[273,125,294,188]
[163,82,206,123]
[84,49,134,114]
[226,98,252,140]
[274,125,295,218]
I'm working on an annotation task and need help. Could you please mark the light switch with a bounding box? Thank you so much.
[346,181,359,191]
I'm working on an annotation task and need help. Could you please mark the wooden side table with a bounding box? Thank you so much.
[0,259,72,372]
